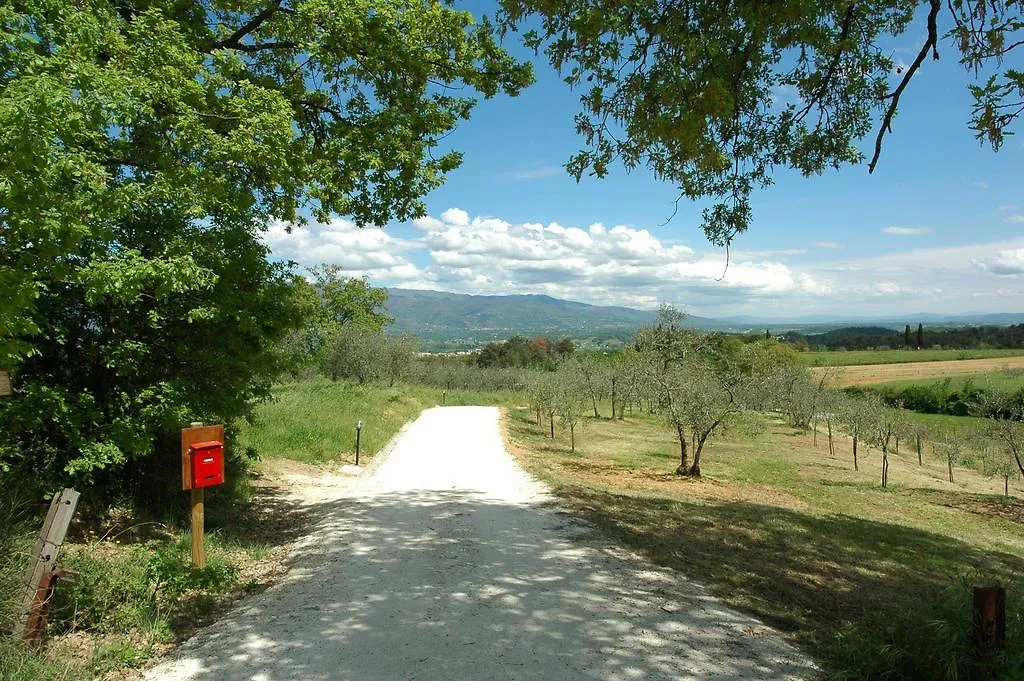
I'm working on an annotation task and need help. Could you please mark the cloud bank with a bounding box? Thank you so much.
[264,209,1024,316]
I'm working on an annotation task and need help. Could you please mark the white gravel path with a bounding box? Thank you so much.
[144,406,815,680]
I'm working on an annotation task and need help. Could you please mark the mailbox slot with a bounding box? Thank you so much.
[189,441,224,488]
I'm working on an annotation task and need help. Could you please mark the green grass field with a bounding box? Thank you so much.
[865,369,1024,392]
[237,379,518,465]
[506,406,1024,680]
[799,348,1024,367]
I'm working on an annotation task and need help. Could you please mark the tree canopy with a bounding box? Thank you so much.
[0,0,532,367]
[0,0,530,495]
[498,0,1023,244]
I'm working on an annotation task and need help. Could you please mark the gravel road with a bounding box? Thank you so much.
[144,406,815,680]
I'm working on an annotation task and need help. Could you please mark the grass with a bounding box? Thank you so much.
[799,348,1024,367]
[237,378,518,465]
[505,406,1024,679]
[864,370,1024,392]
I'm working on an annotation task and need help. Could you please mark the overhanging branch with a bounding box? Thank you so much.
[869,0,940,173]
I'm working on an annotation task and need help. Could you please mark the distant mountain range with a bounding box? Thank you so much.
[386,288,1024,350]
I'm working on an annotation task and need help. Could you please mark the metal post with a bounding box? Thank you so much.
[356,420,363,466]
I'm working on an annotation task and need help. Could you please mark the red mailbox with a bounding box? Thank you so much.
[189,441,224,488]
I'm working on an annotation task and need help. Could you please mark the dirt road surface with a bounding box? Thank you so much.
[813,355,1024,387]
[144,406,814,681]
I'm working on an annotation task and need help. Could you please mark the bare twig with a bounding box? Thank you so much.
[869,0,941,173]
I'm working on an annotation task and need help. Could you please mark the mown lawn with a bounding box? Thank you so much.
[504,406,1024,680]
[799,348,1024,367]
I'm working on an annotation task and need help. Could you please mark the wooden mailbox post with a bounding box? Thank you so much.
[181,422,224,568]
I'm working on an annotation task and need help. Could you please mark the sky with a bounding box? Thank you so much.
[265,3,1024,320]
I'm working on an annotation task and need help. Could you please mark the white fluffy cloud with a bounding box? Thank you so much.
[263,209,1024,316]
[263,218,425,282]
[882,226,935,235]
[975,248,1024,276]
[409,210,832,309]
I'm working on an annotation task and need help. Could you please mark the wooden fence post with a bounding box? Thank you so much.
[12,488,79,640]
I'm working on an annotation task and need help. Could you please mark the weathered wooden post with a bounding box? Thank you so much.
[973,585,1006,651]
[13,489,79,643]
[0,370,11,397]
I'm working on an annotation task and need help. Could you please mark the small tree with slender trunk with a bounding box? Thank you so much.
[870,405,906,488]
[972,391,1024,479]
[553,367,585,453]
[933,433,965,484]
[840,394,882,473]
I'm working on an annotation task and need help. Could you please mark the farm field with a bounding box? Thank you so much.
[862,369,1024,392]
[799,348,1024,367]
[504,406,1024,679]
[812,355,1024,387]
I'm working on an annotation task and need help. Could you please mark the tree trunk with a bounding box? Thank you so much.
[812,420,817,447]
[827,420,834,458]
[591,393,600,419]
[549,413,555,439]
[948,459,954,483]
[610,378,617,421]
[570,424,576,453]
[687,435,707,477]
[894,436,899,456]
[675,425,688,475]
[1005,475,1010,497]
[917,435,922,465]
[853,435,859,471]
[881,451,888,487]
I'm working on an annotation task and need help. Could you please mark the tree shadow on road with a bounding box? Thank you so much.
[150,488,815,681]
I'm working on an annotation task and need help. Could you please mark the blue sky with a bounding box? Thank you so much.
[267,3,1024,319]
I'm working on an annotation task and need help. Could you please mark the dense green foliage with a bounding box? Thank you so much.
[499,0,1023,243]
[476,335,574,369]
[0,0,529,497]
[788,323,1024,351]
[851,377,1024,417]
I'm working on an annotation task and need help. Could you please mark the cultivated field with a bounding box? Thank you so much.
[799,348,1024,367]
[813,355,1024,387]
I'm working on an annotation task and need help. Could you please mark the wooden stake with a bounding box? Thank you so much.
[181,422,222,568]
[13,489,79,639]
[191,487,205,568]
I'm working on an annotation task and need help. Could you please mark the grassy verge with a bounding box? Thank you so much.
[505,407,1024,680]
[0,475,305,679]
[237,378,519,465]
[799,348,1024,367]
